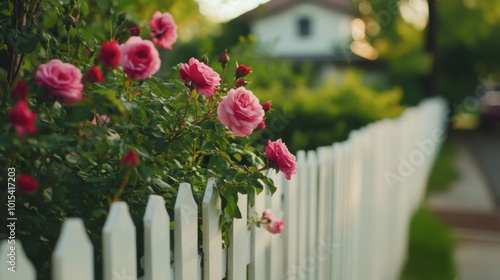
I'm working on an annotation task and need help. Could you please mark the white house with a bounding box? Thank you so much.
[241,0,358,61]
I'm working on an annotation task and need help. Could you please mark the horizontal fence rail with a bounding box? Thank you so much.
[1,97,447,280]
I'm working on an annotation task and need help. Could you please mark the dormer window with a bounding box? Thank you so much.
[297,17,311,37]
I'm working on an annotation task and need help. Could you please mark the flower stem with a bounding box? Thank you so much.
[113,173,130,202]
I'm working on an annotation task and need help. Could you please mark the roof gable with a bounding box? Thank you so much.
[242,0,355,19]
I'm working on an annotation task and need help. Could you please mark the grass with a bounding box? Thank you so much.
[400,207,457,280]
[426,140,460,193]
[400,139,459,280]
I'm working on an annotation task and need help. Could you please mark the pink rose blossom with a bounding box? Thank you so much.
[261,209,283,234]
[217,87,264,137]
[265,139,297,180]
[180,58,221,97]
[120,36,161,80]
[34,59,84,104]
[150,11,178,50]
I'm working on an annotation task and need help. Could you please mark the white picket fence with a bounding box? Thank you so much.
[1,97,447,280]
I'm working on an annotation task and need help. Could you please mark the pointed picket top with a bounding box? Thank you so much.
[103,201,137,280]
[0,240,35,280]
[53,218,93,280]
[144,195,171,280]
[202,178,223,280]
[174,183,199,280]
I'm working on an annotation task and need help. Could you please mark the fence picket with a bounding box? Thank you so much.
[249,180,268,280]
[330,143,342,280]
[267,171,284,279]
[296,150,308,278]
[305,150,318,280]
[283,149,300,277]
[228,192,248,280]
[53,218,93,280]
[202,178,223,280]
[0,240,36,280]
[102,201,137,280]
[174,183,199,280]
[144,195,171,280]
[316,146,332,280]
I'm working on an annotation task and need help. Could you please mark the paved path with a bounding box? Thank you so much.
[426,135,500,280]
[458,130,500,207]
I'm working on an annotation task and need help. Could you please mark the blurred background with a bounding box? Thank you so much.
[127,0,500,279]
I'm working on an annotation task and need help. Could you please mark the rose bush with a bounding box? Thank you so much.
[0,2,296,278]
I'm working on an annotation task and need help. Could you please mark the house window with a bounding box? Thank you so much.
[297,17,311,37]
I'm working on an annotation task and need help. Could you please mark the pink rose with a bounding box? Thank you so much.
[265,139,297,180]
[34,59,84,104]
[180,58,221,97]
[120,36,161,80]
[150,11,178,50]
[261,209,283,234]
[217,87,264,136]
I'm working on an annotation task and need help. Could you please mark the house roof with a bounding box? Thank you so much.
[241,0,355,20]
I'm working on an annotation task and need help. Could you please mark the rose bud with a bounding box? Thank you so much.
[85,66,104,83]
[117,12,127,25]
[235,64,251,78]
[261,101,272,112]
[219,50,230,67]
[9,99,37,137]
[17,175,39,194]
[235,79,248,88]
[122,149,139,167]
[130,26,141,36]
[11,80,28,100]
[99,41,121,69]
[261,209,284,234]
[258,120,266,130]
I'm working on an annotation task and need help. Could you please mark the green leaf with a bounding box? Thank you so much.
[208,155,230,171]
[65,104,93,123]
[224,195,242,219]
[138,165,154,179]
[154,141,170,153]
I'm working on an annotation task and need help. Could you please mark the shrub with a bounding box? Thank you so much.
[0,2,293,278]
